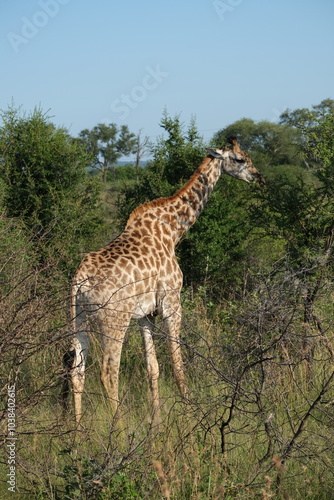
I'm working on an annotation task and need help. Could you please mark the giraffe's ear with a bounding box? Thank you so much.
[207,148,224,159]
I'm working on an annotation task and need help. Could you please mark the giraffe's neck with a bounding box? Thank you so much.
[170,156,221,243]
[126,156,222,247]
[149,156,221,245]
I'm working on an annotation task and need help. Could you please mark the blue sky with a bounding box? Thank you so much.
[1,0,333,159]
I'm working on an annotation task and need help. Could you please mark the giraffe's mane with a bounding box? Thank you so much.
[126,156,213,226]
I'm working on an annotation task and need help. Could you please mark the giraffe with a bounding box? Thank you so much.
[62,136,264,424]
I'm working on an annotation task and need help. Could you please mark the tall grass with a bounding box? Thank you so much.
[1,242,334,499]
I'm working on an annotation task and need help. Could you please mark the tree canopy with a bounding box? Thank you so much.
[79,123,137,182]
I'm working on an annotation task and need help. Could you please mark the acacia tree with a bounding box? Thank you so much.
[79,123,137,182]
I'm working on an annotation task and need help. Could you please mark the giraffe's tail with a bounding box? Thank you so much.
[60,281,77,411]
[61,349,75,410]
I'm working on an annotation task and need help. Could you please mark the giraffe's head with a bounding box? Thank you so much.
[207,135,265,185]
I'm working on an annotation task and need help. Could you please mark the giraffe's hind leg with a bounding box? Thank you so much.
[139,315,161,425]
[99,313,131,416]
[162,297,188,399]
[71,331,90,424]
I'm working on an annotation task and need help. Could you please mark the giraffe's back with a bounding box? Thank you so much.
[72,227,180,320]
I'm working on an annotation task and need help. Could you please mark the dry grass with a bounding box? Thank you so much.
[1,251,334,499]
